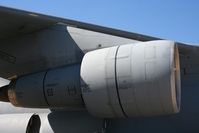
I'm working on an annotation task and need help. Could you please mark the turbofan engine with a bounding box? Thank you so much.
[81,40,181,118]
[0,40,181,118]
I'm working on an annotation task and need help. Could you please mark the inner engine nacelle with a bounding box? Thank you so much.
[81,40,181,118]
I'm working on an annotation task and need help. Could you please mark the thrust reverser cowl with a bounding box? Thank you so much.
[81,40,181,118]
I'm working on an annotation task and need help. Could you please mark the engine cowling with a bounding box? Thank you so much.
[0,40,181,118]
[0,114,40,133]
[7,65,84,109]
[81,40,181,118]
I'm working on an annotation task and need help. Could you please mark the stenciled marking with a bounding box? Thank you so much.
[0,50,16,64]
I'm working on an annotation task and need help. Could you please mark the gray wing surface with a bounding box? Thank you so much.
[0,5,195,79]
[0,5,158,41]
[0,6,56,39]
[0,5,199,133]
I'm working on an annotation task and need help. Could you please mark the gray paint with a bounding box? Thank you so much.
[0,5,199,133]
[0,25,83,79]
[39,111,103,133]
[0,6,160,42]
[106,46,199,133]
[7,65,84,109]
[0,113,40,133]
[0,26,198,132]
[81,41,180,118]
[0,24,138,79]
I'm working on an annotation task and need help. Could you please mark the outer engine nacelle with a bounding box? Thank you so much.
[81,40,181,118]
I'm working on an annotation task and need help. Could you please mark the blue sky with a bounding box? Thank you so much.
[0,0,198,44]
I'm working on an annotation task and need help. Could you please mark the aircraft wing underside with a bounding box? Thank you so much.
[0,5,199,133]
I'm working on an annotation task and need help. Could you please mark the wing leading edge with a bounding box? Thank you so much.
[0,5,159,41]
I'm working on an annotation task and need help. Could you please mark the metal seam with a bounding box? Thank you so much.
[43,71,50,106]
[115,46,128,118]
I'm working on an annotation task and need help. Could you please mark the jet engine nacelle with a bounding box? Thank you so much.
[1,40,181,118]
[81,40,181,118]
[0,114,40,133]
